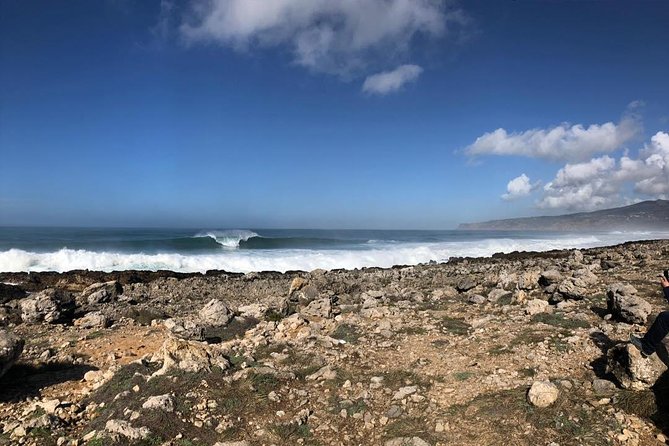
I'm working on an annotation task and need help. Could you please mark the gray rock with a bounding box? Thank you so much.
[163,318,205,341]
[142,394,174,412]
[0,329,23,380]
[0,283,26,304]
[607,284,651,324]
[198,299,234,327]
[19,289,74,324]
[386,405,403,418]
[105,419,151,440]
[301,296,338,319]
[82,281,122,305]
[607,342,665,390]
[487,288,510,302]
[556,280,586,300]
[539,270,562,287]
[456,277,477,292]
[74,311,110,329]
[518,270,540,290]
[525,299,550,315]
[468,294,486,304]
[592,378,617,394]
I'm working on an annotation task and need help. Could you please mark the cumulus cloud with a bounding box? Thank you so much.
[538,131,669,210]
[501,174,538,201]
[464,116,640,162]
[179,0,467,77]
[362,64,423,95]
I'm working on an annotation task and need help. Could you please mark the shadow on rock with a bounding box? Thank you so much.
[589,331,618,380]
[0,361,97,403]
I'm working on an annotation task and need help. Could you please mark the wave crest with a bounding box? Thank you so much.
[193,230,259,248]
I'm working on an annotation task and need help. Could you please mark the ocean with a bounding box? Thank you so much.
[0,227,667,273]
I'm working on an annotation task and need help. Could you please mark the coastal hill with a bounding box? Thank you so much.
[458,199,669,231]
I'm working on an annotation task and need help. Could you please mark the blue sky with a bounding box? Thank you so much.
[1,0,668,229]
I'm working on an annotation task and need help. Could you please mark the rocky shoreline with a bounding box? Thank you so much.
[1,239,669,445]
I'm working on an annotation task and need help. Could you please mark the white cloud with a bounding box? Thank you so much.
[362,64,423,95]
[464,116,640,162]
[501,174,538,201]
[537,131,669,210]
[180,0,467,77]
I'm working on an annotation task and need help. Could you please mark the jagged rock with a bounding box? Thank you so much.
[288,277,308,296]
[487,288,510,302]
[0,283,26,304]
[527,380,559,407]
[0,330,23,380]
[151,336,230,377]
[518,270,540,290]
[306,365,337,381]
[82,281,122,305]
[555,280,586,300]
[392,385,418,400]
[571,249,585,264]
[19,289,74,324]
[238,303,267,319]
[163,318,205,341]
[525,299,550,315]
[105,419,151,440]
[606,342,666,390]
[142,394,174,412]
[468,294,486,304]
[607,284,651,324]
[456,277,477,292]
[385,437,430,446]
[301,296,338,319]
[198,299,234,327]
[74,311,110,329]
[539,270,562,287]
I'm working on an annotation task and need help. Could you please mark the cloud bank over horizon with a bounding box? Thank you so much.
[177,0,467,92]
[466,109,668,211]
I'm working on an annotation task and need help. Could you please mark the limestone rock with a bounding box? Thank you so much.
[301,296,338,319]
[607,284,651,324]
[0,329,23,380]
[385,437,430,446]
[213,442,250,446]
[238,303,267,319]
[606,342,665,390]
[288,277,308,296]
[539,270,562,287]
[525,299,550,315]
[392,385,418,400]
[456,277,477,293]
[556,279,586,300]
[527,380,559,407]
[19,289,74,324]
[82,281,122,305]
[198,299,234,327]
[468,294,486,304]
[142,394,174,412]
[152,336,230,377]
[306,365,337,381]
[487,288,510,303]
[518,270,540,290]
[74,311,110,329]
[163,317,205,341]
[105,419,151,440]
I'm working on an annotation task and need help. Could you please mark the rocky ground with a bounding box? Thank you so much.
[2,239,669,446]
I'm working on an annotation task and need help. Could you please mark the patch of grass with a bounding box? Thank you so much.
[264,309,285,322]
[383,369,431,389]
[548,337,573,353]
[530,312,590,330]
[384,417,435,442]
[249,372,280,396]
[488,344,511,355]
[430,338,449,348]
[437,316,470,336]
[518,367,537,378]
[614,389,656,418]
[454,371,474,381]
[86,438,106,446]
[397,326,428,336]
[271,423,312,441]
[254,343,286,359]
[85,330,105,340]
[29,427,54,444]
[134,437,164,446]
[331,323,361,344]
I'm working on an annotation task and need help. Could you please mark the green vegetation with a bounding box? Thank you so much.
[437,316,471,335]
[331,323,361,344]
[530,312,589,330]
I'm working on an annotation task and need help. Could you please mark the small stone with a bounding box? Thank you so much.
[142,394,174,412]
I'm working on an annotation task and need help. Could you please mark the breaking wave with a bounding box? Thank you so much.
[0,233,655,273]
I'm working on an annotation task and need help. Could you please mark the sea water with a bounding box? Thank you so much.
[0,227,667,273]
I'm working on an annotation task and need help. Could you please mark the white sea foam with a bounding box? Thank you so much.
[1,232,666,273]
[193,229,259,248]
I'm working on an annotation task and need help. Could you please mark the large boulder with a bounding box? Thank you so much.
[456,277,477,293]
[300,296,338,319]
[607,342,665,390]
[198,299,234,327]
[539,269,562,287]
[82,281,122,305]
[607,283,651,324]
[0,330,24,380]
[19,289,74,324]
[74,311,110,329]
